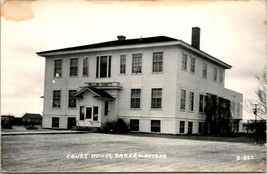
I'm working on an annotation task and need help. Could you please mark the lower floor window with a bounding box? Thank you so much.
[180,121,185,133]
[199,122,204,134]
[151,120,161,132]
[188,121,193,134]
[130,119,139,131]
[52,117,59,128]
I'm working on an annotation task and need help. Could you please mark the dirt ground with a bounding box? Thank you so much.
[1,133,266,172]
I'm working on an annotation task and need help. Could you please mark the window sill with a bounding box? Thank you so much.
[68,107,77,110]
[150,108,162,111]
[70,76,79,78]
[130,108,142,110]
[53,77,62,79]
[188,110,194,113]
[119,74,127,76]
[82,75,89,77]
[179,109,186,112]
[52,107,61,109]
[190,71,195,75]
[131,73,142,75]
[181,69,187,72]
[152,72,164,74]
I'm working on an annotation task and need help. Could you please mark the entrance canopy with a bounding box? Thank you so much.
[74,87,115,101]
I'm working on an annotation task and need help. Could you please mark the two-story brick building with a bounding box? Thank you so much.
[37,27,243,134]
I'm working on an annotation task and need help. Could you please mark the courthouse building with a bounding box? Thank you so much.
[37,27,243,134]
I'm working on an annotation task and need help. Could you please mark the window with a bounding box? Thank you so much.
[131,89,141,108]
[198,122,204,134]
[68,90,77,108]
[96,56,111,78]
[179,121,185,133]
[189,91,194,111]
[86,107,92,119]
[188,122,193,134]
[70,58,78,76]
[182,53,187,70]
[80,106,85,120]
[132,53,142,74]
[52,117,59,128]
[83,58,88,76]
[190,57,195,73]
[152,52,163,73]
[213,67,217,82]
[93,106,98,121]
[120,55,126,74]
[130,119,139,131]
[180,89,186,110]
[202,63,207,79]
[151,88,162,109]
[104,101,109,116]
[82,106,98,121]
[52,90,61,108]
[151,120,161,132]
[219,70,223,83]
[54,60,62,77]
[199,94,207,113]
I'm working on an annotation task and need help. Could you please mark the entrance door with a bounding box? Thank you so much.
[67,117,76,129]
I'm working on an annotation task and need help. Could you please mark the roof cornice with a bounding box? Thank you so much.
[37,41,180,57]
[37,38,232,69]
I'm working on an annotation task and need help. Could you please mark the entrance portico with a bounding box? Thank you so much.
[74,82,122,128]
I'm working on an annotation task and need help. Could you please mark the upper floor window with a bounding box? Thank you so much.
[190,57,195,73]
[219,70,223,84]
[199,94,207,113]
[83,58,88,76]
[189,91,194,111]
[68,90,77,108]
[151,88,162,109]
[131,89,141,108]
[54,60,62,77]
[120,55,126,74]
[96,56,111,78]
[213,67,217,82]
[132,53,142,74]
[202,63,207,79]
[180,89,186,110]
[70,58,78,77]
[52,90,61,108]
[152,52,163,73]
[182,53,187,70]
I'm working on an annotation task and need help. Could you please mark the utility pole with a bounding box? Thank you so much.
[254,104,258,144]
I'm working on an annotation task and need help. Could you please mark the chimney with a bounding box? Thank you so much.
[191,27,200,49]
[117,35,126,41]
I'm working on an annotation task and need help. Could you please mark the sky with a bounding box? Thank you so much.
[1,0,266,119]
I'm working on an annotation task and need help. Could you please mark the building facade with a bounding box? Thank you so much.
[37,27,243,134]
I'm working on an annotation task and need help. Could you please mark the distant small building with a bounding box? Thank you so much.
[1,115,15,128]
[22,113,42,125]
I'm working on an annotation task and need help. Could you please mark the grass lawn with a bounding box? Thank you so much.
[1,133,266,172]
